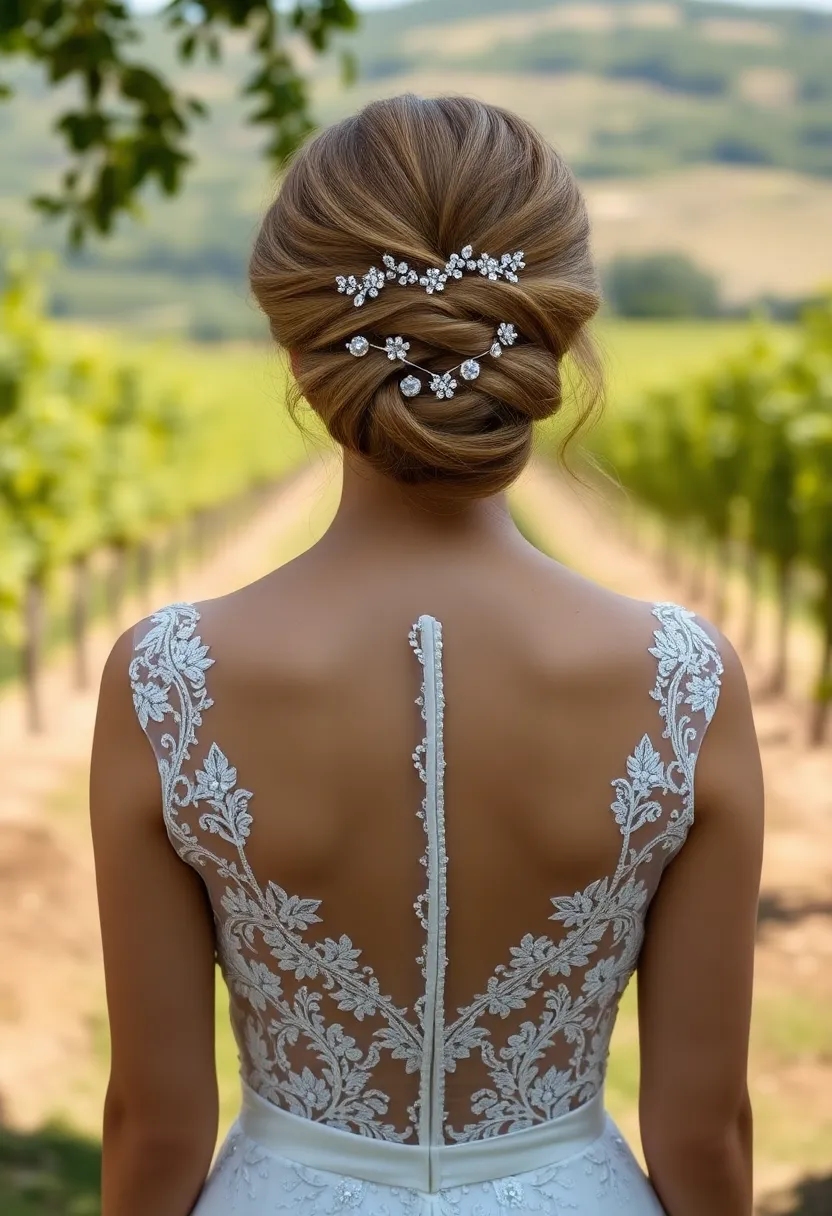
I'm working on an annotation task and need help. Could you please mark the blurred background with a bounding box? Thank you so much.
[1,1,832,1213]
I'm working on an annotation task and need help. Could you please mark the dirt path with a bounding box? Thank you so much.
[0,460,334,1130]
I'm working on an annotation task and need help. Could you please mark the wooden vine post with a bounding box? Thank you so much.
[22,570,45,733]
[71,552,90,690]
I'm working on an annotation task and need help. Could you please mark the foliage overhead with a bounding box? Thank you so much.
[0,0,357,245]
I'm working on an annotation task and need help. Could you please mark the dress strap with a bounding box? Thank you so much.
[129,602,214,841]
[648,602,724,838]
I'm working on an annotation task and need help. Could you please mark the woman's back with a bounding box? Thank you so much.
[92,94,763,1216]
[129,522,721,1147]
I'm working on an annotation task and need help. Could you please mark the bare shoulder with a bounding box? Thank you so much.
[591,590,741,675]
[98,622,144,721]
[688,621,762,824]
[526,568,751,725]
[522,559,688,675]
[191,557,316,634]
[92,620,164,829]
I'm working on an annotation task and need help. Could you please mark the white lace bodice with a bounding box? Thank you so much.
[130,602,722,1148]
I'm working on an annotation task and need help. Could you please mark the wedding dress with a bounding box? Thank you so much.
[129,600,723,1215]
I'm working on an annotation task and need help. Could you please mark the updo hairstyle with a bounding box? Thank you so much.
[250,94,601,498]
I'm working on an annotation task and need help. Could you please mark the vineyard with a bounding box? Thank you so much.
[584,299,832,742]
[0,248,308,728]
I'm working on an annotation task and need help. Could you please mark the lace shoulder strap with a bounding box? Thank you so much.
[647,601,724,842]
[129,602,216,851]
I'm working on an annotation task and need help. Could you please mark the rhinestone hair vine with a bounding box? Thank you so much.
[336,246,525,307]
[346,323,518,401]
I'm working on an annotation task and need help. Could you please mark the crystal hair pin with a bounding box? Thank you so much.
[336,246,525,308]
[346,323,518,401]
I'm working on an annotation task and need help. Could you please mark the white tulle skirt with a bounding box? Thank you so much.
[192,1084,666,1214]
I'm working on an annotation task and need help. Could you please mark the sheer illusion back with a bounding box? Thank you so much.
[129,599,722,1148]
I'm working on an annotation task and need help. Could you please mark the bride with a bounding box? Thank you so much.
[91,94,763,1216]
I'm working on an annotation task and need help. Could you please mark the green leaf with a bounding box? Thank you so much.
[56,109,110,152]
[31,194,67,217]
[119,65,172,109]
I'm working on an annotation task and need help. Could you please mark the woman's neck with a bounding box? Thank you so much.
[321,455,522,551]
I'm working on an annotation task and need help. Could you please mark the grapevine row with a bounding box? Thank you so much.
[0,249,305,729]
[590,300,832,742]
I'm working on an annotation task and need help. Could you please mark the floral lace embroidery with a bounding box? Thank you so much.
[130,600,721,1148]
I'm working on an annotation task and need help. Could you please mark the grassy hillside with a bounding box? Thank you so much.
[2,0,832,335]
[345,0,832,178]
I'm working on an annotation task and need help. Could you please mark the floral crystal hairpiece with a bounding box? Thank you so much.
[346,322,518,400]
[336,246,525,308]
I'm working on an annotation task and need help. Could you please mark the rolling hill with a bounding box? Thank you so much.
[338,0,832,178]
[1,0,831,336]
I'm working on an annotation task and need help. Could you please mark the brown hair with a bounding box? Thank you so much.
[250,94,601,498]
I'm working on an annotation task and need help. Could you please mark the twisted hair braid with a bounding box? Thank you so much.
[250,94,602,498]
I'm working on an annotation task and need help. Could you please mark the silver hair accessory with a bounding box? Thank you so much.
[346,323,518,401]
[336,246,525,307]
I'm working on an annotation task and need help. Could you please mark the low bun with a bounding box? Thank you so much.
[250,95,601,498]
